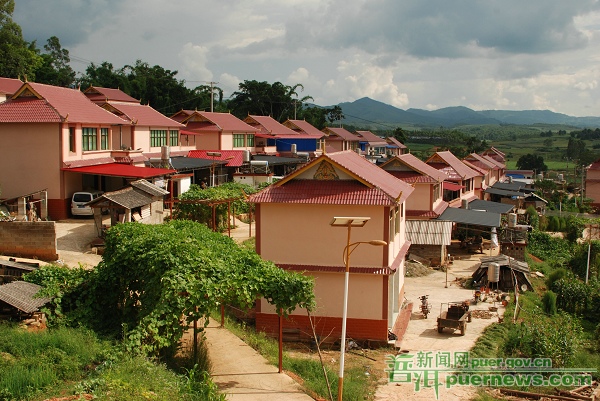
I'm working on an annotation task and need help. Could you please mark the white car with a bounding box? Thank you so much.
[71,191,103,216]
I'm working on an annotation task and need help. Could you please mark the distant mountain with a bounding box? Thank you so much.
[333,97,600,129]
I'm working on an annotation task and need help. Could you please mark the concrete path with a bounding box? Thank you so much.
[203,318,314,401]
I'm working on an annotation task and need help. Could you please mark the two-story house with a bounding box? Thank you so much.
[426,151,481,207]
[355,130,387,157]
[322,127,360,153]
[0,81,176,220]
[248,150,414,342]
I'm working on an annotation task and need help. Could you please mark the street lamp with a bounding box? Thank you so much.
[329,216,387,401]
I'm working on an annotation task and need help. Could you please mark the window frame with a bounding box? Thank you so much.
[233,134,245,148]
[100,128,109,150]
[82,127,97,151]
[169,130,179,147]
[150,129,168,147]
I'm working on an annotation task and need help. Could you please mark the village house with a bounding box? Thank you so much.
[355,130,388,158]
[586,158,600,208]
[426,151,481,207]
[282,119,326,155]
[0,81,177,220]
[244,115,320,156]
[0,77,22,102]
[321,127,360,153]
[248,150,414,342]
[385,137,408,157]
[380,153,452,264]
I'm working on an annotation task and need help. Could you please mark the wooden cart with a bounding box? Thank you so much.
[437,301,471,336]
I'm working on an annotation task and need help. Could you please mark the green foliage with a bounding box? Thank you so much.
[90,221,314,356]
[0,325,108,400]
[516,153,548,172]
[525,206,539,230]
[504,312,582,368]
[542,291,557,315]
[174,182,258,230]
[527,230,573,262]
[32,36,76,87]
[24,264,95,326]
[551,276,591,315]
[566,216,586,242]
[0,0,42,79]
[546,268,569,289]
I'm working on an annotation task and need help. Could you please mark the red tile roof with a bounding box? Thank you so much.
[323,127,359,141]
[464,153,497,170]
[355,130,387,145]
[198,112,257,132]
[0,98,62,122]
[482,154,505,169]
[187,150,245,167]
[284,120,325,137]
[83,86,139,103]
[426,151,479,180]
[245,115,300,136]
[249,179,402,205]
[169,109,196,123]
[381,154,449,182]
[251,151,413,205]
[3,82,126,124]
[462,159,487,175]
[387,171,437,184]
[0,77,23,95]
[103,102,184,127]
[326,151,413,203]
[386,137,407,149]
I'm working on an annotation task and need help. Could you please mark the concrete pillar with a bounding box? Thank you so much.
[17,197,26,221]
[40,191,48,220]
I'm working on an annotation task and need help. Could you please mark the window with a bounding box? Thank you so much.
[464,179,472,192]
[233,134,245,148]
[433,183,440,201]
[150,130,167,147]
[69,127,75,152]
[82,128,97,151]
[100,128,109,150]
[395,207,401,234]
[169,130,179,146]
[246,134,254,147]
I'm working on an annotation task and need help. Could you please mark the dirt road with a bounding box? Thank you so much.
[375,251,505,401]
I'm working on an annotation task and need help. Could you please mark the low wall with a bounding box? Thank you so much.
[0,221,58,261]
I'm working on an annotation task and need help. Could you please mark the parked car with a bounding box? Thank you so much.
[71,191,102,216]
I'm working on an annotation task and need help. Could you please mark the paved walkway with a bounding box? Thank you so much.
[203,318,314,400]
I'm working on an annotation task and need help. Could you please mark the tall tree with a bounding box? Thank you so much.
[228,80,313,122]
[0,0,41,79]
[33,36,76,87]
[77,61,130,91]
[517,153,548,172]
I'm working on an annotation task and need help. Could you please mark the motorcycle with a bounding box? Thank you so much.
[418,295,432,318]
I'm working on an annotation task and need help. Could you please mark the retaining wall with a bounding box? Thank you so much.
[0,221,58,261]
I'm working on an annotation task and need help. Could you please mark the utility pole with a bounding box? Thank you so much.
[209,81,218,112]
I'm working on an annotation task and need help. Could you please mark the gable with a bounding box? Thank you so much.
[295,160,355,180]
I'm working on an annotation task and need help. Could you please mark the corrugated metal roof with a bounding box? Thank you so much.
[484,187,526,197]
[437,207,501,227]
[355,130,387,145]
[465,153,497,170]
[405,220,452,245]
[89,187,153,209]
[0,281,50,313]
[468,199,515,214]
[62,163,175,178]
[387,171,437,184]
[130,179,169,196]
[386,137,407,149]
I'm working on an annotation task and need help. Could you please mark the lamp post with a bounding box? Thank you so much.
[330,216,387,401]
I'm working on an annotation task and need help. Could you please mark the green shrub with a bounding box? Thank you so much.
[542,291,557,315]
[546,268,569,289]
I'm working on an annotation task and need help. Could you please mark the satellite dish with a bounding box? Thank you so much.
[520,284,528,292]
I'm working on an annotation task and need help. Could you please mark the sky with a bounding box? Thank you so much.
[12,0,600,117]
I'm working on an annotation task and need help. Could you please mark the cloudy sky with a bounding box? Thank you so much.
[13,0,600,116]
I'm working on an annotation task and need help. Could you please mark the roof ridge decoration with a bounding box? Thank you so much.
[313,160,339,180]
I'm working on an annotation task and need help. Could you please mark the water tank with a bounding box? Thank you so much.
[487,263,500,283]
[250,160,268,166]
[242,150,251,163]
[508,213,517,227]
[291,144,297,154]
[461,199,469,209]
[161,146,170,160]
[557,173,564,181]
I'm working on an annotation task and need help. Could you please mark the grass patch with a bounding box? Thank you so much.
[212,311,375,401]
[0,323,224,401]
